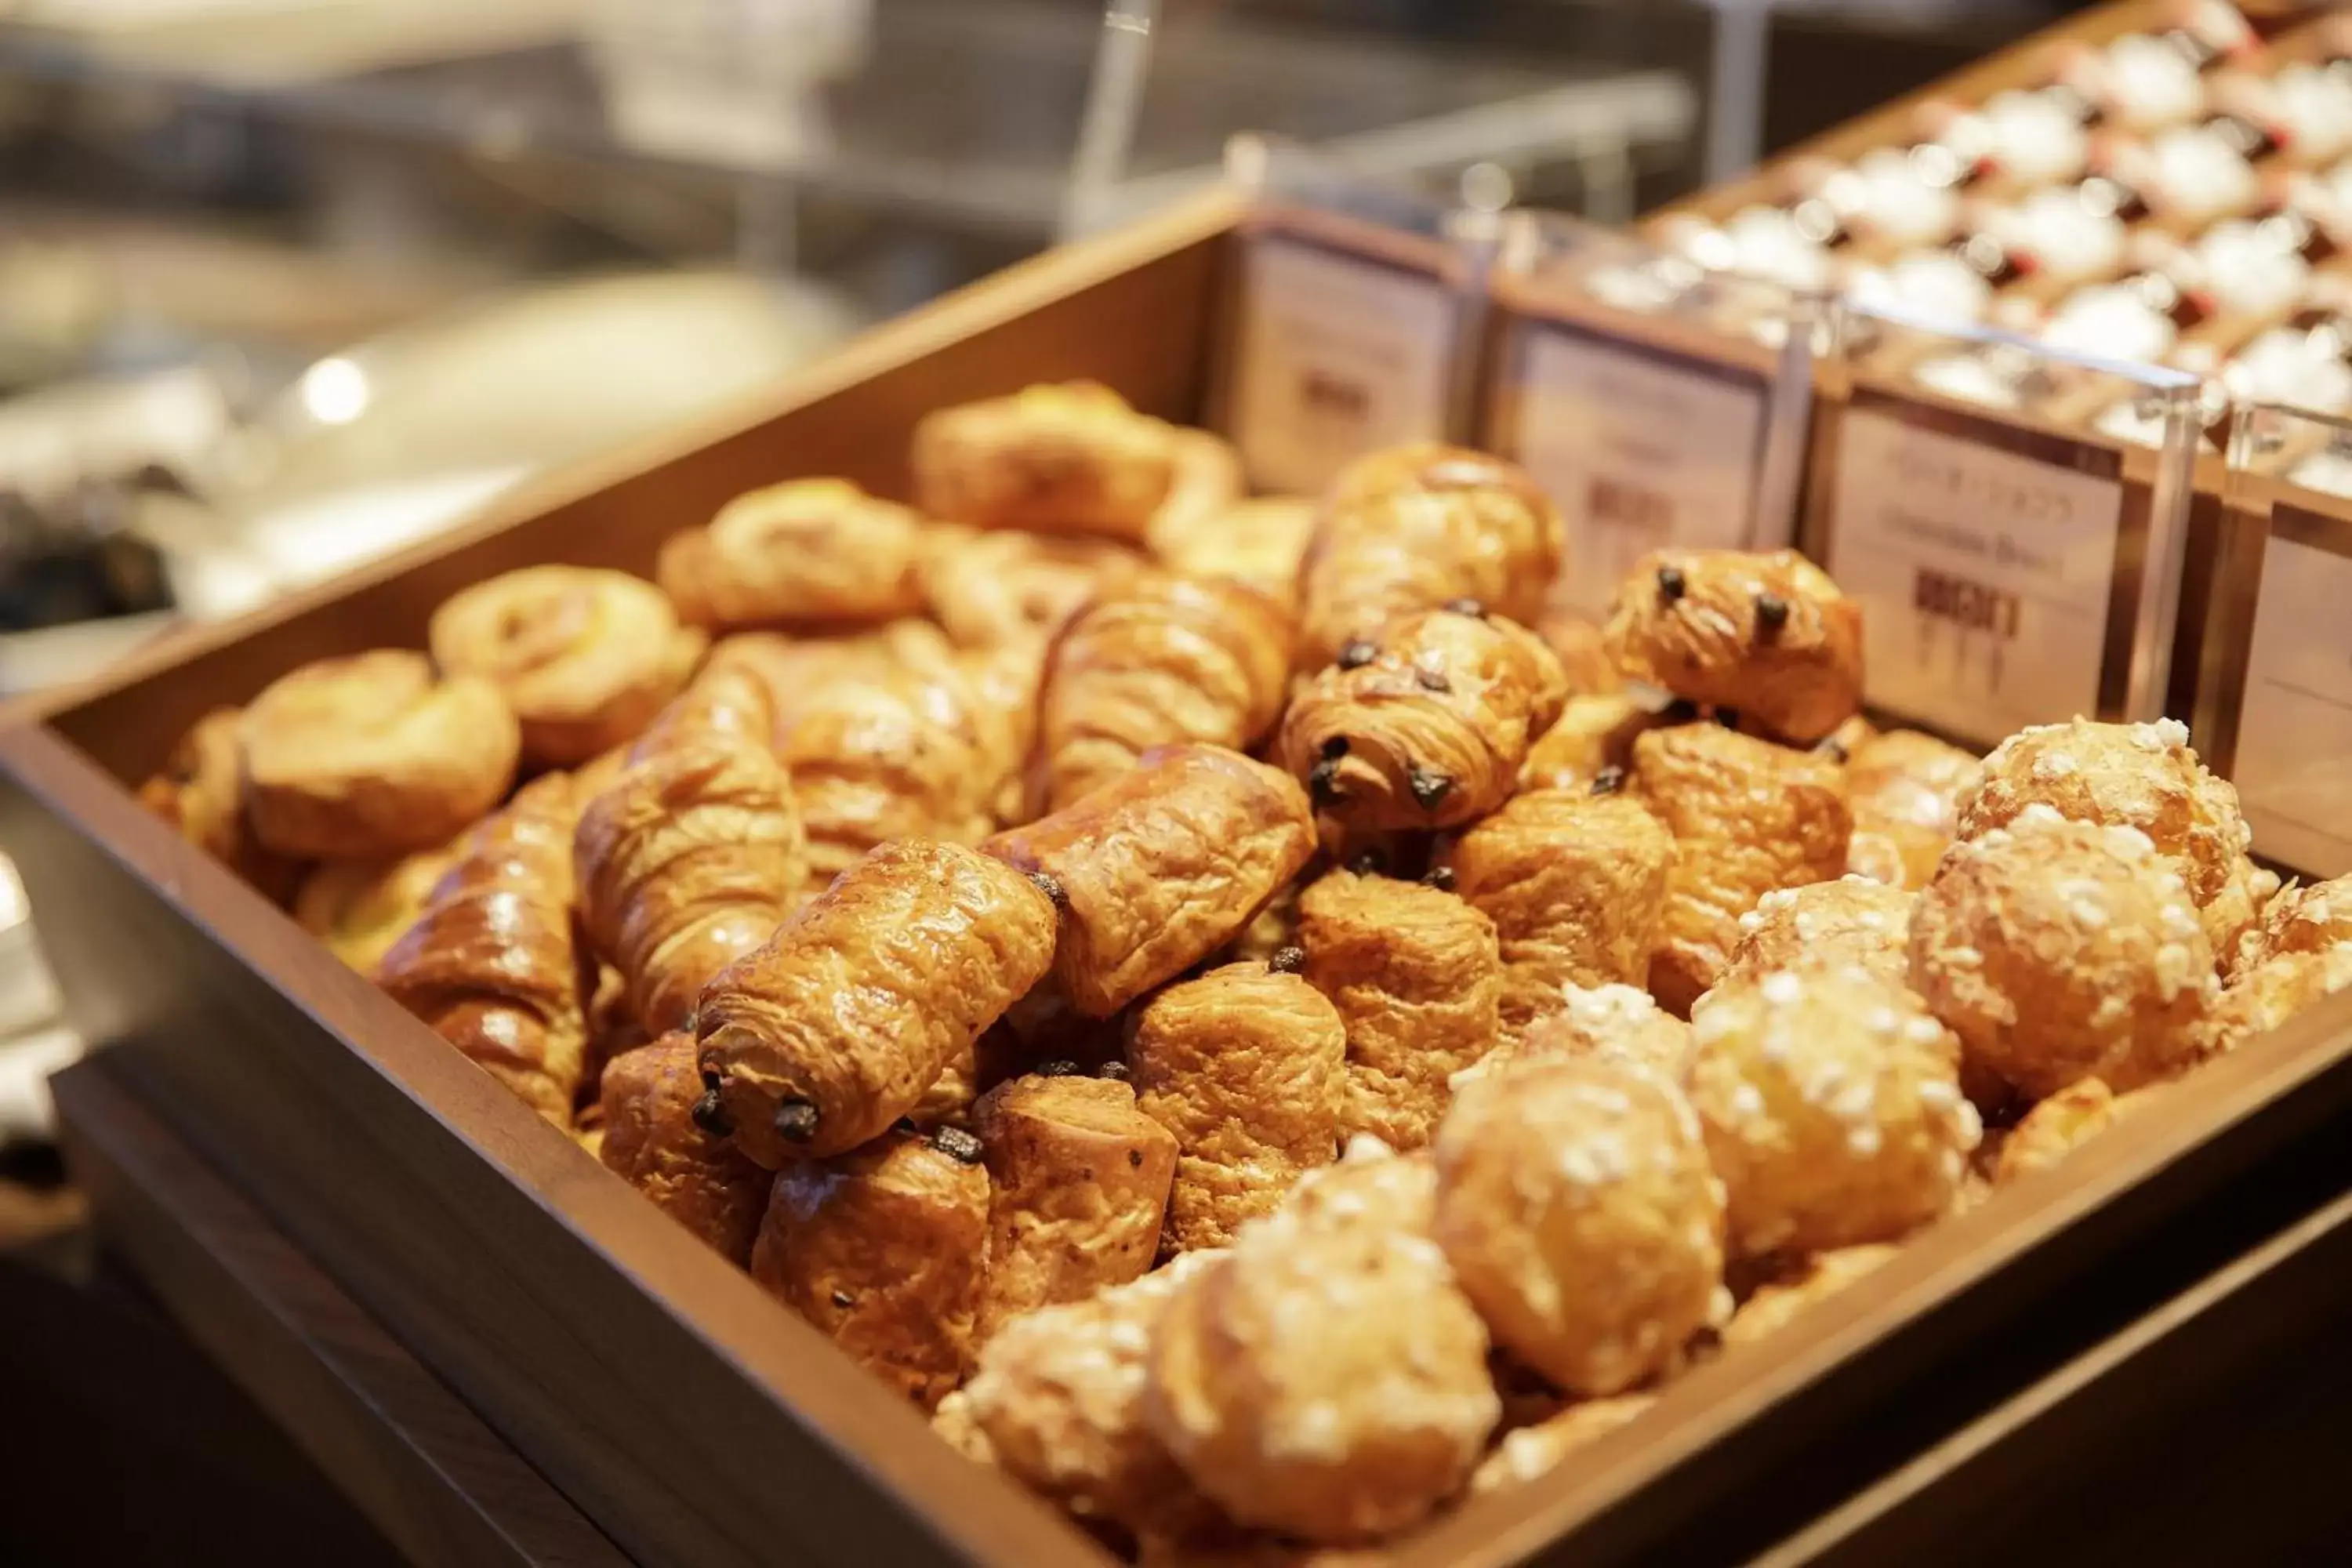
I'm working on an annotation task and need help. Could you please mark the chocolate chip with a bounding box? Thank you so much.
[1414,665,1452,693]
[1444,597,1485,618]
[690,1090,732,1138]
[1027,869,1068,908]
[772,1098,822,1144]
[1407,764,1454,811]
[1338,640,1378,670]
[1591,766,1627,797]
[1127,1149,1145,1168]
[699,1067,722,1093]
[891,1116,920,1136]
[1755,592,1789,633]
[1096,1060,1132,1083]
[1421,866,1457,892]
[1320,735,1349,760]
[1815,737,1850,764]
[931,1125,985,1164]
[1269,945,1307,974]
[1661,699,1702,724]
[1036,1059,1081,1077]
[1657,564,1687,601]
[1308,757,1343,804]
[830,1289,855,1309]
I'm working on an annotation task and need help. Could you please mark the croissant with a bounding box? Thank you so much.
[1030,572,1293,815]
[138,706,303,903]
[575,738,806,1036]
[377,772,589,1123]
[429,566,703,767]
[659,478,932,633]
[1148,496,1316,610]
[625,633,785,760]
[912,382,1203,543]
[1277,607,1568,830]
[1297,444,1565,670]
[919,528,1148,650]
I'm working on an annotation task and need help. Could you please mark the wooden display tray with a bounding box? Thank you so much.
[9,187,2352,1567]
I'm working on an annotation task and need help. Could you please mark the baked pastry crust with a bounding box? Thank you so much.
[376,772,588,1123]
[1535,608,1621,697]
[574,738,805,1036]
[1033,572,1293,815]
[239,650,520,860]
[1960,717,2270,958]
[140,706,303,903]
[1843,729,1983,890]
[696,839,1058,1163]
[1128,960,1347,1254]
[1603,548,1862,745]
[1909,808,2216,1098]
[2199,943,2352,1059]
[1690,964,1978,1254]
[1143,1149,1497,1544]
[1278,608,1568,831]
[1719,876,1915,993]
[1629,724,1853,1016]
[658,477,930,633]
[985,744,1318,1017]
[2228,876,2352,979]
[1468,1394,1654,1496]
[1720,1243,1899,1348]
[626,634,785,759]
[1297,867,1501,1151]
[597,1031,768,1263]
[1518,691,1660,792]
[429,566,702,767]
[1434,1058,1726,1396]
[1150,497,1317,609]
[1456,982,1695,1089]
[1443,787,1676,1035]
[975,1072,1180,1337]
[920,528,1148,650]
[912,382,1193,543]
[751,1127,990,1409]
[293,840,459,975]
[1991,1076,2127,1186]
[1297,443,1564,670]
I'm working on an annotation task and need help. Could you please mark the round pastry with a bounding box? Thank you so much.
[1843,728,1983,890]
[2199,942,2352,1059]
[1468,1395,1655,1496]
[2226,875,2352,980]
[1433,1058,1726,1396]
[1910,807,2216,1098]
[920,528,1148,649]
[1455,982,1696,1089]
[1443,786,1675,1036]
[1719,876,1915,992]
[238,650,521,860]
[1296,443,1565,670]
[1143,1149,1498,1544]
[1629,724,1853,1017]
[1991,1076,2129,1186]
[1719,1243,1899,1348]
[138,706,303,903]
[1277,607,1568,831]
[1150,496,1317,609]
[912,382,1193,543]
[657,477,931,632]
[292,841,459,975]
[428,565,702,767]
[1958,717,2271,957]
[1602,548,1863,745]
[1688,964,1979,1255]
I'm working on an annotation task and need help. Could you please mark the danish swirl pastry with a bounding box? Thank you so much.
[1297,866,1501,1150]
[429,567,701,768]
[1630,724,1853,1016]
[1843,729,1982,890]
[751,1127,991,1409]
[913,382,1196,543]
[293,841,459,975]
[1033,572,1293,815]
[1603,548,1863,745]
[239,650,520,860]
[1910,808,2215,1098]
[1297,444,1563,670]
[696,839,1058,1163]
[975,1072,1180,1337]
[985,745,1318,1018]
[140,706,302,903]
[1442,786,1675,1035]
[1143,1149,1497,1544]
[1435,1058,1726,1396]
[597,1031,768,1263]
[574,739,805,1036]
[1128,960,1347,1254]
[1278,608,1568,831]
[658,477,931,633]
[376,772,587,1123]
[920,528,1147,650]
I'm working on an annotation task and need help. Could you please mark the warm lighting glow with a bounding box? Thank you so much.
[299,357,371,426]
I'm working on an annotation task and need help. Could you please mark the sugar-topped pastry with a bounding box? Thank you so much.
[1719,876,1915,993]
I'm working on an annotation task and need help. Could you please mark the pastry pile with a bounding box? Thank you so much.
[140,381,2344,1563]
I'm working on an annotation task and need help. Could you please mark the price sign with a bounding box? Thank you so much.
[1824,401,2130,747]
[1224,234,1461,497]
[2227,503,2352,878]
[1507,322,1770,619]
